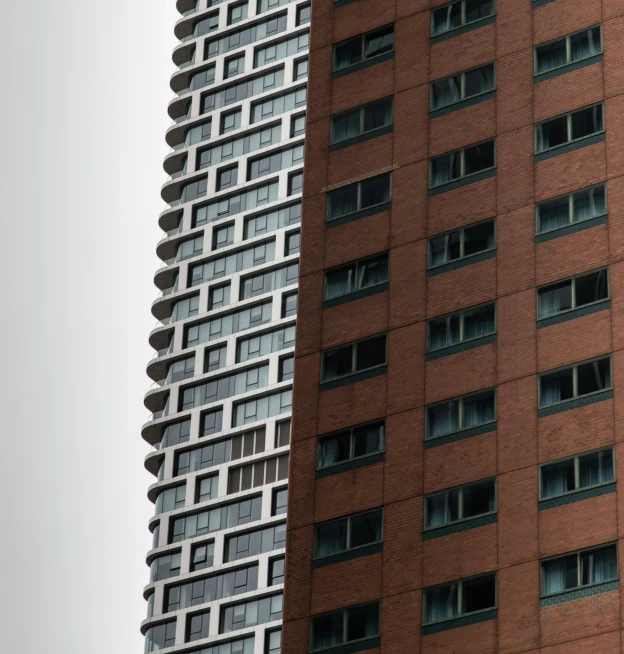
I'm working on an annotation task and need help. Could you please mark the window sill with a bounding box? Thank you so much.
[312,542,383,568]
[316,452,385,479]
[311,636,381,654]
[539,481,616,511]
[535,132,605,163]
[538,388,613,418]
[537,299,610,329]
[428,168,496,197]
[329,125,393,152]
[535,53,603,83]
[320,365,387,392]
[423,512,497,541]
[426,334,496,362]
[332,51,395,79]
[430,90,495,119]
[540,579,619,608]
[422,608,497,636]
[326,201,391,229]
[427,249,496,277]
[536,213,607,244]
[430,15,496,44]
[334,0,358,7]
[424,421,496,449]
[533,0,557,7]
[323,282,388,309]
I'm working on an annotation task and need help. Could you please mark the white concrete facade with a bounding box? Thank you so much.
[141,1,308,651]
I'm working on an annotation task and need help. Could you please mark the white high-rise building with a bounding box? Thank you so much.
[141,1,309,652]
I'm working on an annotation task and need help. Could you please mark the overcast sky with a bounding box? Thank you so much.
[0,2,179,651]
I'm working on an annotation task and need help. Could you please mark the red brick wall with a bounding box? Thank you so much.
[284,0,624,651]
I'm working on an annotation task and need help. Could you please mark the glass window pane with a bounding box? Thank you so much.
[462,576,496,613]
[577,358,611,395]
[425,584,458,623]
[312,613,344,649]
[464,64,495,97]
[431,75,462,109]
[541,459,576,498]
[355,335,386,371]
[570,27,602,63]
[346,603,379,641]
[360,175,390,208]
[329,185,358,219]
[571,105,603,140]
[315,520,348,557]
[463,304,495,340]
[543,554,578,594]
[465,0,494,22]
[363,98,393,131]
[463,141,494,175]
[427,401,459,437]
[536,39,567,73]
[538,280,572,318]
[581,546,617,585]
[432,2,461,35]
[540,368,575,405]
[574,270,608,307]
[462,480,495,518]
[325,266,354,300]
[462,391,495,428]
[537,115,568,151]
[334,38,362,70]
[322,345,353,381]
[364,27,394,59]
[332,110,360,143]
[318,432,351,467]
[353,422,384,458]
[350,510,383,548]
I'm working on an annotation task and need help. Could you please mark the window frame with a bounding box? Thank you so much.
[330,97,394,145]
[430,0,496,38]
[422,573,497,627]
[424,478,497,531]
[429,138,496,189]
[539,446,616,501]
[427,301,496,352]
[534,25,603,76]
[323,252,389,302]
[430,62,496,111]
[537,267,610,320]
[538,355,613,409]
[535,183,608,236]
[320,333,388,384]
[425,388,497,441]
[534,103,605,155]
[332,25,395,73]
[540,543,618,598]
[317,420,386,471]
[326,173,392,223]
[309,602,381,653]
[427,218,496,270]
[313,508,384,560]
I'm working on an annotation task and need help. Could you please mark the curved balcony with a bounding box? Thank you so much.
[158,204,185,234]
[141,406,193,447]
[155,224,203,262]
[148,322,175,352]
[167,90,192,121]
[151,285,198,322]
[164,148,188,176]
[177,0,199,15]
[172,39,197,68]
[153,259,179,291]
[161,169,205,204]
[144,448,165,477]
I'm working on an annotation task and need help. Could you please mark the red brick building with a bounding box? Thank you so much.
[282,0,624,651]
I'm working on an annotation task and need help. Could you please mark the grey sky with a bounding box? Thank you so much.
[0,2,178,651]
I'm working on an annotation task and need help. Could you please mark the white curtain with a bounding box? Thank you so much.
[431,153,458,186]
[318,439,340,468]
[428,401,458,437]
[571,27,602,62]
[463,306,495,339]
[427,493,456,528]
[543,560,568,595]
[432,76,461,109]
[538,283,572,318]
[425,585,458,623]
[536,42,566,74]
[463,393,494,428]
[580,450,614,487]
[541,462,572,498]
[585,548,617,584]
[574,186,606,221]
[539,198,570,232]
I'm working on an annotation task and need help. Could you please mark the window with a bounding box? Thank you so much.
[196,475,218,503]
[198,124,282,170]
[165,566,258,612]
[189,242,275,287]
[297,4,311,25]
[321,334,387,383]
[431,63,495,111]
[194,12,219,37]
[333,26,394,72]
[225,54,245,78]
[231,426,267,460]
[538,269,608,319]
[221,594,283,633]
[240,262,299,299]
[269,558,285,585]
[171,295,199,322]
[535,26,602,76]
[221,109,242,134]
[150,552,182,582]
[281,291,297,317]
[161,419,191,448]
[428,219,495,269]
[430,140,495,188]
[331,97,393,145]
[170,496,262,542]
[314,509,383,559]
[272,487,288,515]
[202,70,285,115]
[318,420,385,470]
[541,447,615,500]
[228,453,289,492]
[327,173,391,222]
[540,356,612,408]
[279,355,294,381]
[285,230,300,255]
[155,484,186,514]
[251,87,307,123]
[536,184,607,235]
[541,545,617,597]
[224,523,286,561]
[228,2,248,24]
[194,181,278,226]
[276,419,291,447]
[255,32,309,68]
[176,439,230,477]
[213,223,235,250]
[190,66,216,92]
[288,171,303,195]
[233,389,293,426]
[423,574,496,625]
[204,346,227,373]
[181,176,208,203]
[428,303,495,352]
[245,203,301,239]
[186,119,212,146]
[426,389,496,440]
[145,620,176,652]
[217,165,239,191]
[176,236,204,262]
[191,541,215,571]
[266,629,282,654]
[248,144,304,180]
[237,325,296,363]
[187,610,210,642]
[425,479,496,529]
[293,57,308,81]
[535,104,604,154]
[310,602,380,652]
[290,113,306,137]
[202,408,224,436]
[209,284,231,310]
[324,253,388,302]
[431,0,495,37]
[166,356,195,384]
[205,14,288,60]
